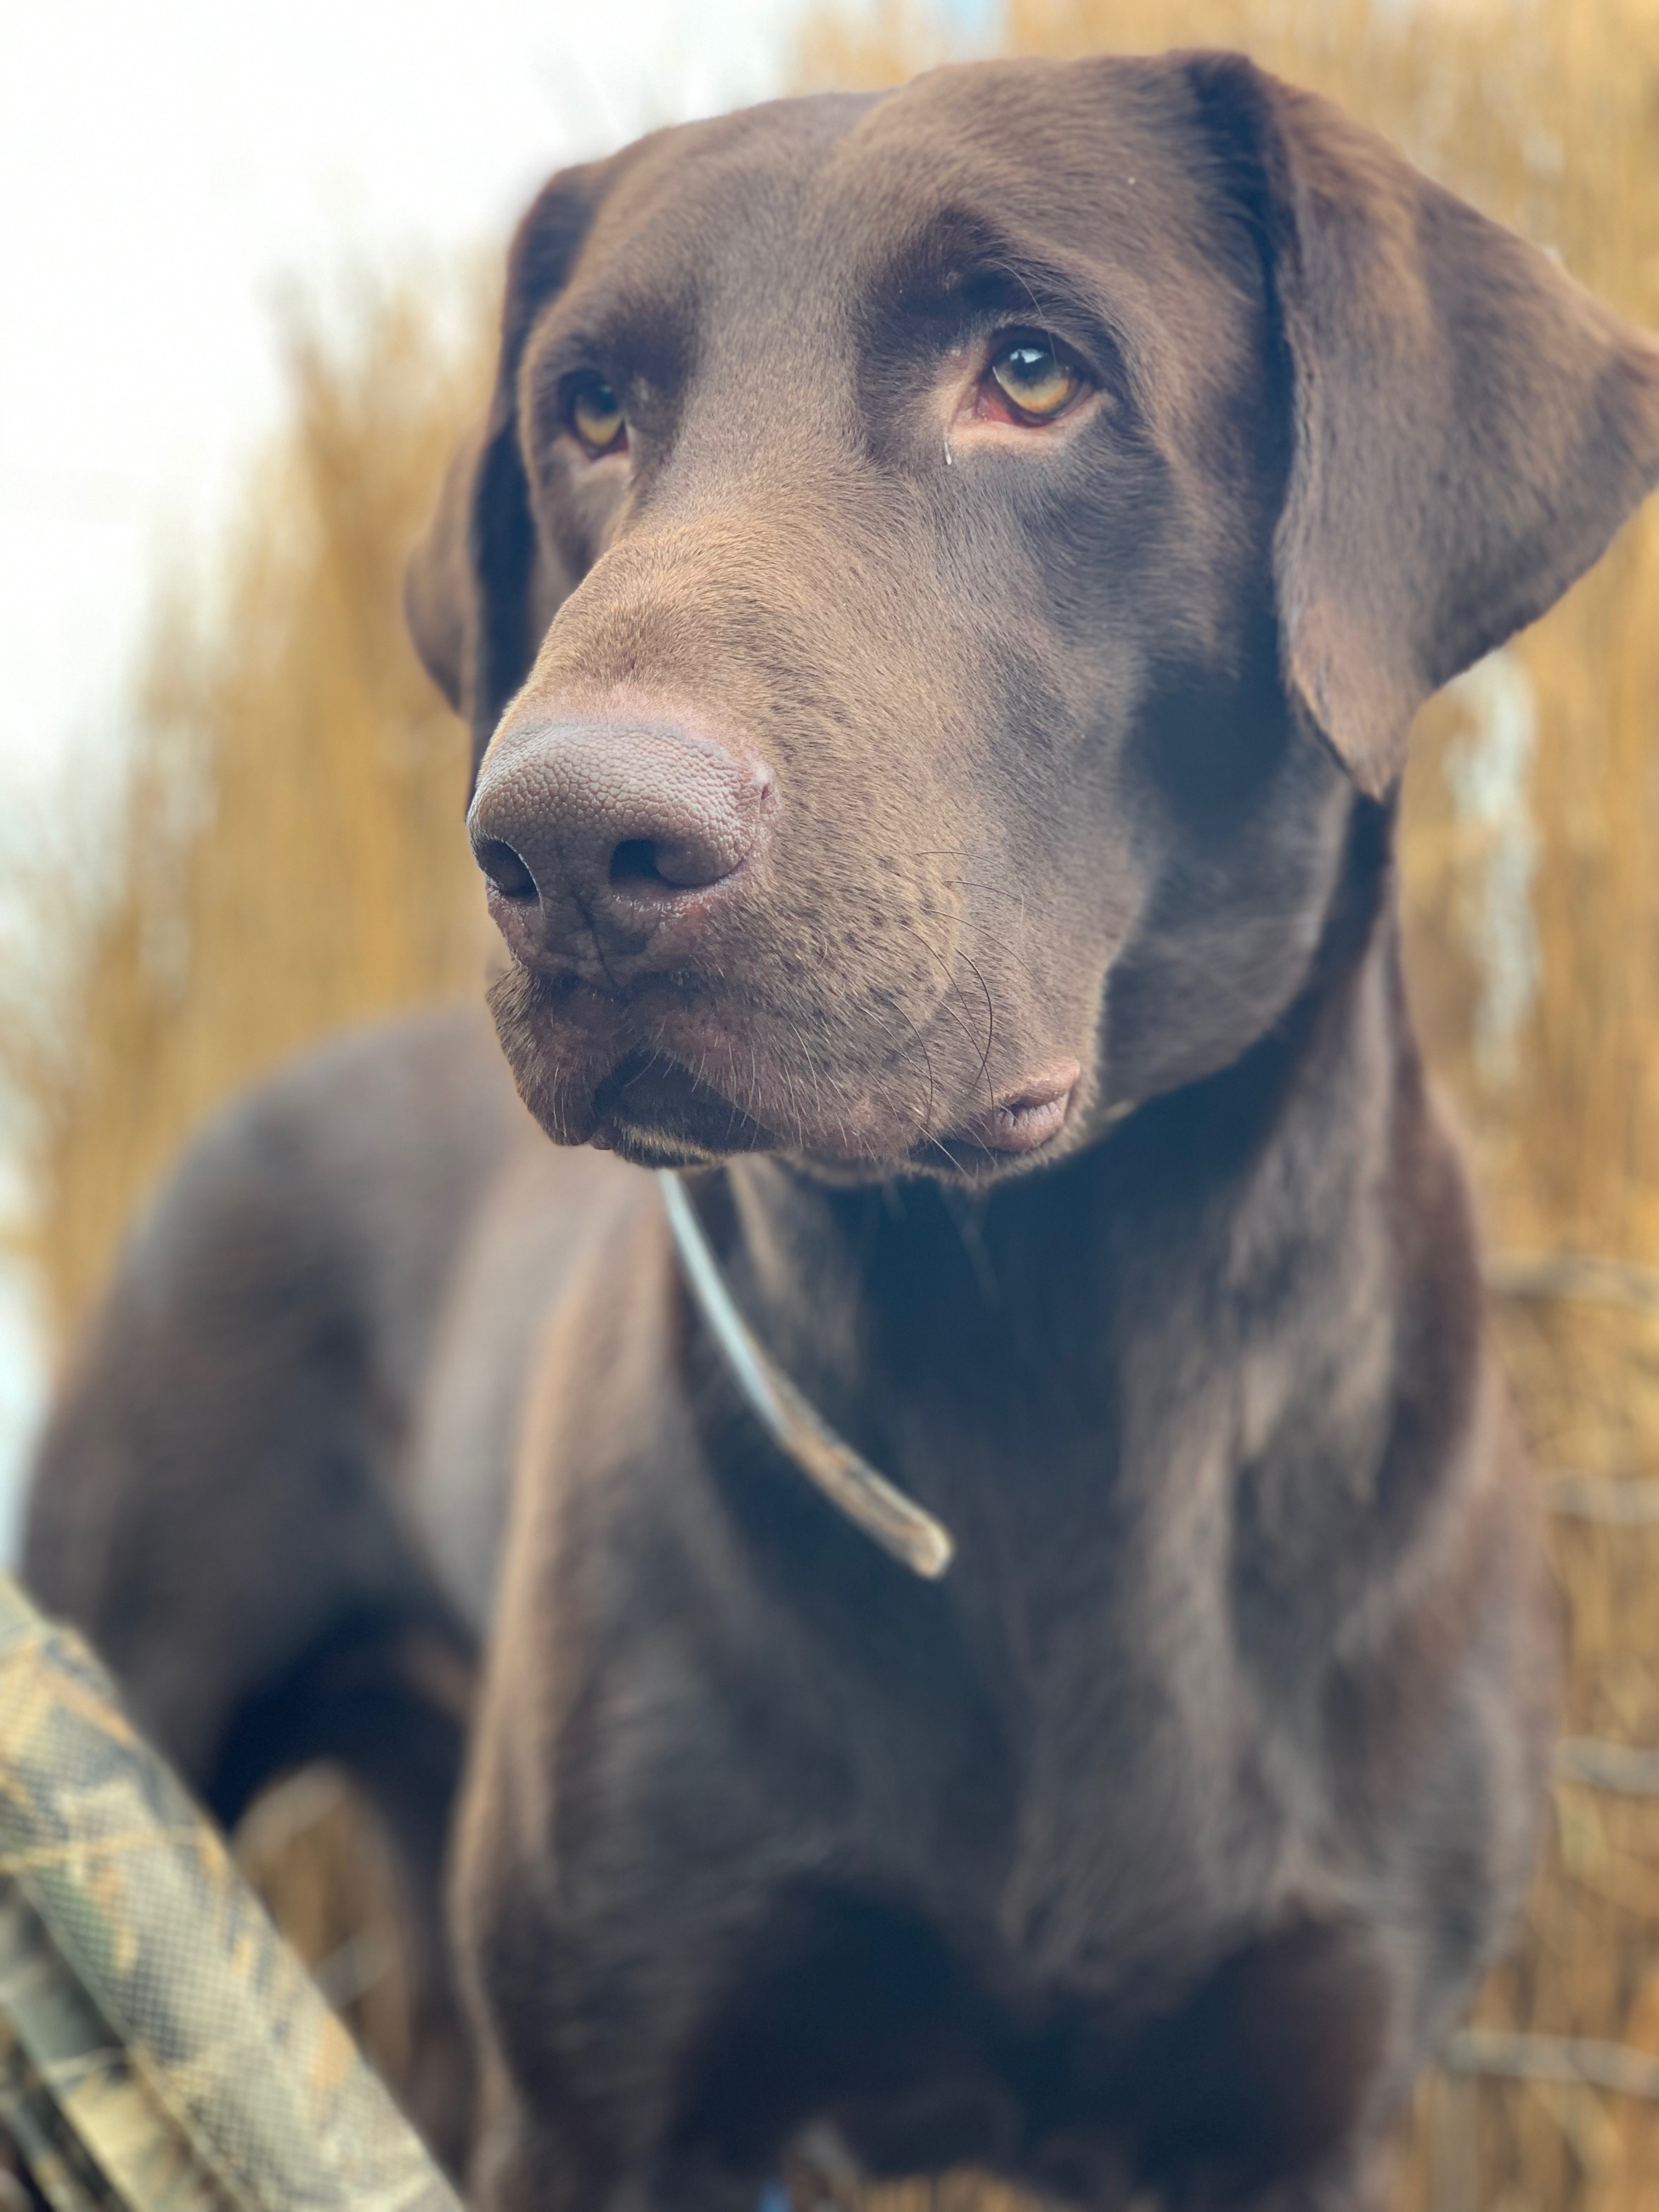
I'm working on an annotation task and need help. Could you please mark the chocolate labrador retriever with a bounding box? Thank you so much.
[26,47,1659,2212]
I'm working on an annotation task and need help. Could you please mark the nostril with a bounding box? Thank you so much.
[470,718,766,937]
[609,839,667,890]
[475,837,538,901]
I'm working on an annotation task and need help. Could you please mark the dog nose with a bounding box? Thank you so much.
[468,714,768,961]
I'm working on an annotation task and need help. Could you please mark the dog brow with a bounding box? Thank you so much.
[860,204,1139,389]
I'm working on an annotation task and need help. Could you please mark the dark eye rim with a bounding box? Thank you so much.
[984,328,1089,423]
[563,370,627,456]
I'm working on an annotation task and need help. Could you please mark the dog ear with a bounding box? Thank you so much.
[404,165,603,775]
[1183,53,1659,797]
[404,421,484,718]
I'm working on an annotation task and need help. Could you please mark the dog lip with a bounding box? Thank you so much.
[499,972,1081,1173]
[948,1061,1081,1155]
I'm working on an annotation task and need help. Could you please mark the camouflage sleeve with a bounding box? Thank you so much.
[0,1573,464,2212]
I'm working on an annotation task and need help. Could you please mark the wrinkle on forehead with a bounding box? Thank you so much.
[516,54,1276,543]
[830,61,1268,388]
[562,94,876,314]
[538,60,1263,434]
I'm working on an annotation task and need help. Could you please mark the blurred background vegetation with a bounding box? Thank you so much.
[4,0,1659,2205]
[0,279,494,1342]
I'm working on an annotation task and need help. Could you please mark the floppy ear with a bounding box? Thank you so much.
[1183,53,1659,797]
[404,422,484,718]
[404,163,603,775]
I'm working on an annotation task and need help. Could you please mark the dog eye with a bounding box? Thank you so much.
[568,375,627,456]
[988,336,1081,422]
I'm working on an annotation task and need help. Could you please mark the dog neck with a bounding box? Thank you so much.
[659,1166,955,1577]
[671,797,1421,1579]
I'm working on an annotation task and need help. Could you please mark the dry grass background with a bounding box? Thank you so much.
[4,1,1659,2205]
[0,276,492,1342]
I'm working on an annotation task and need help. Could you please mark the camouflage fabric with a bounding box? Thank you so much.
[0,1878,210,2212]
[0,1575,463,2212]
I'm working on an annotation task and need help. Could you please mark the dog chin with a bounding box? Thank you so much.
[591,1053,775,1163]
[488,964,774,1162]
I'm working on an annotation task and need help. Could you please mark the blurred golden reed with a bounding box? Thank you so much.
[0,279,491,1341]
[4,2,1659,2205]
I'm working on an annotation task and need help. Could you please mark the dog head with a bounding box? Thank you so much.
[408,54,1659,1180]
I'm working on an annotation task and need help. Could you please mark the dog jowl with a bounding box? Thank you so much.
[400,50,1659,2212]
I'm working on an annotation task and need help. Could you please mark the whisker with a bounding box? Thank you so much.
[961,952,998,1119]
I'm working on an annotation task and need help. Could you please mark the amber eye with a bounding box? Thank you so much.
[988,335,1081,421]
[568,375,625,455]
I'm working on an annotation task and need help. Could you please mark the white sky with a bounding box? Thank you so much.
[0,0,832,814]
[0,0,978,1542]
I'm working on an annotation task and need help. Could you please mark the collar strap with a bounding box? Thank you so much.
[657,1171,955,1580]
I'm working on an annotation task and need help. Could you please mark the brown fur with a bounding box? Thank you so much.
[27,49,1659,2212]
